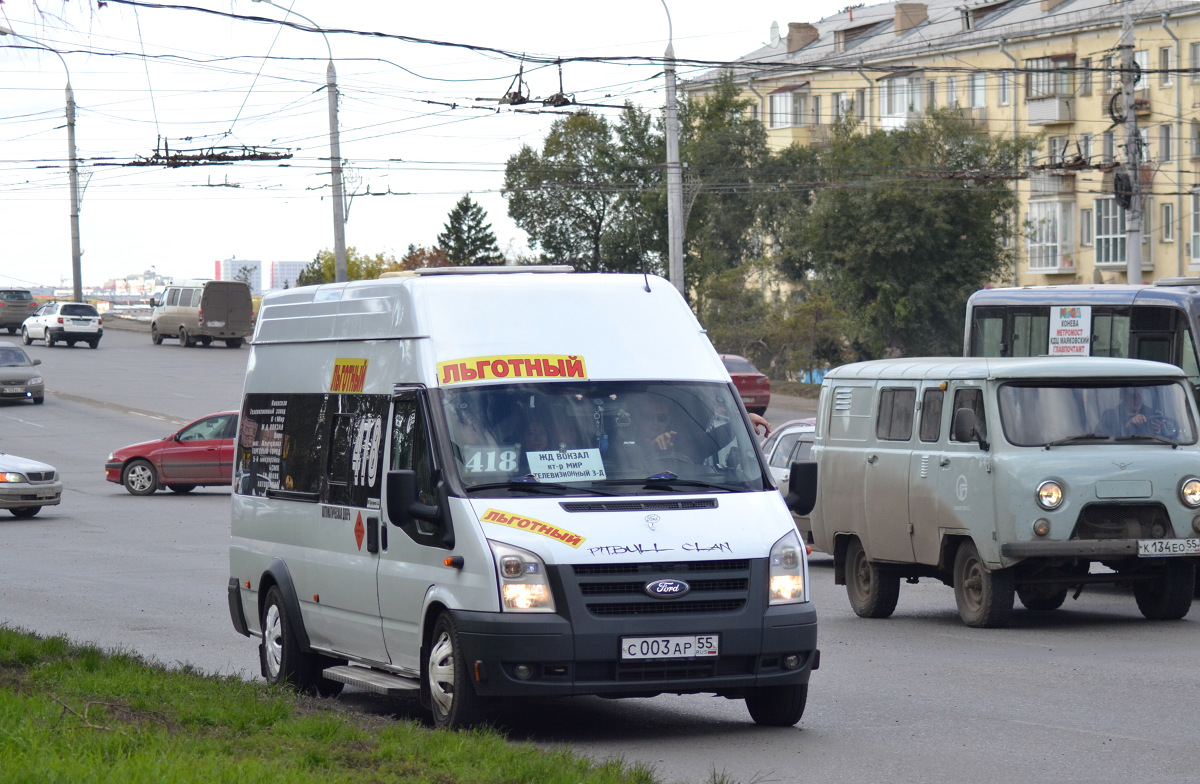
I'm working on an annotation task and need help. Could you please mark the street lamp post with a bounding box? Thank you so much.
[0,27,84,302]
[661,1,685,296]
[251,1,348,283]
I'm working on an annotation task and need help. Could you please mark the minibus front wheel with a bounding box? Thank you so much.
[427,612,488,730]
[745,683,808,726]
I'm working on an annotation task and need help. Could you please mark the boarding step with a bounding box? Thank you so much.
[323,665,420,695]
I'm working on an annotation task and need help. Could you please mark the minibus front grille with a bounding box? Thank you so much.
[586,599,744,616]
[560,499,718,512]
[1072,503,1172,540]
[573,559,749,576]
[579,578,748,596]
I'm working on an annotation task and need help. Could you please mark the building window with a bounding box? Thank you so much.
[1079,57,1092,96]
[1048,136,1069,166]
[1192,43,1200,83]
[1160,125,1173,162]
[946,76,958,107]
[1192,120,1200,158]
[998,72,1010,106]
[969,73,986,107]
[1102,131,1115,164]
[1191,192,1200,264]
[749,103,759,122]
[1027,200,1074,270]
[1103,55,1120,91]
[1080,133,1093,163]
[831,92,844,119]
[1160,46,1175,87]
[1095,197,1127,266]
[793,93,809,126]
[1026,56,1072,98]
[927,79,937,110]
[1135,50,1148,87]
[1163,202,1175,242]
[813,95,822,126]
[769,93,792,128]
[1080,208,1094,246]
[855,88,866,119]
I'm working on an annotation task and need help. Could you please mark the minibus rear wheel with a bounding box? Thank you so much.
[427,612,487,729]
[261,586,342,696]
[844,538,899,619]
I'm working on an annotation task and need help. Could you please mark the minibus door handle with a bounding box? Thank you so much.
[366,516,380,554]
[866,454,878,464]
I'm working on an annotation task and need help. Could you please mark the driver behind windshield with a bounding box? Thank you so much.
[1100,387,1163,437]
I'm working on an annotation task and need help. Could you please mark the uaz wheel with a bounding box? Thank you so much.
[953,540,1014,628]
[845,537,900,618]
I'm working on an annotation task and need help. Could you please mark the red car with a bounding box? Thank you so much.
[105,411,238,495]
[720,354,771,415]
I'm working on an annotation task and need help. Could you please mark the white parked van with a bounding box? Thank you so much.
[790,356,1200,628]
[227,268,818,729]
[150,279,253,348]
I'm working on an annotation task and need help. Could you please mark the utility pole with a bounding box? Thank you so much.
[1119,9,1143,283]
[661,1,684,296]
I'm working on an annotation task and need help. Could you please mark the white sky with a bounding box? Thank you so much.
[0,0,847,289]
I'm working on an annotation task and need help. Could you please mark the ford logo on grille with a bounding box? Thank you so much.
[645,578,690,599]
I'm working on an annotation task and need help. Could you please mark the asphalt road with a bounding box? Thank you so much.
[2,328,1198,784]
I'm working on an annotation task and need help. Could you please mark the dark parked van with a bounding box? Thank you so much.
[150,280,253,348]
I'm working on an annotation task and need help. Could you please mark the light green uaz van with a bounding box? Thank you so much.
[789,356,1200,627]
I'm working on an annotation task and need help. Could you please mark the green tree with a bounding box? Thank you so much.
[781,110,1034,357]
[295,247,397,286]
[436,195,502,265]
[503,108,663,273]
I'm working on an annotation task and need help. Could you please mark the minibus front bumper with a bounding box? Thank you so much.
[449,601,818,698]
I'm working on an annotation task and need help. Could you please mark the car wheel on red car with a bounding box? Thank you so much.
[122,459,158,495]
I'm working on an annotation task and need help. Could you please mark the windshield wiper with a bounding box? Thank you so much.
[464,478,617,496]
[1114,434,1179,447]
[594,472,742,492]
[1044,433,1111,448]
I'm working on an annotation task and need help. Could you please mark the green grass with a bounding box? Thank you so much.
[0,626,663,784]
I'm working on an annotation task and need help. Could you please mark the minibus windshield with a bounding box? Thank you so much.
[997,381,1198,447]
[438,381,768,495]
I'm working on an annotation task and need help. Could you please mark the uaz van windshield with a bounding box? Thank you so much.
[438,381,767,495]
[997,381,1198,447]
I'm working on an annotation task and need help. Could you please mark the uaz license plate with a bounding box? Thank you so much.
[1137,538,1200,557]
[620,634,718,660]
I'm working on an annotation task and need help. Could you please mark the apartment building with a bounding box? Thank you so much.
[686,0,1200,286]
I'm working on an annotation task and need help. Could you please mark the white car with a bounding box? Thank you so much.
[761,418,815,489]
[22,302,103,349]
[0,451,62,518]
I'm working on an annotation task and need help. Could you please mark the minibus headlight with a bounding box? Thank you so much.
[489,540,555,613]
[768,529,808,605]
[1036,480,1063,510]
[1180,477,1200,508]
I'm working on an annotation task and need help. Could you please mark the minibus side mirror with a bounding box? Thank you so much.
[385,469,453,547]
[149,296,161,307]
[784,460,818,516]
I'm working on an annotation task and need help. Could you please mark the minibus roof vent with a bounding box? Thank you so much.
[403,265,575,277]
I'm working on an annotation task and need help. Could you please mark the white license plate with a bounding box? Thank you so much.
[1137,538,1200,557]
[3,387,22,394]
[207,320,225,328]
[620,634,718,660]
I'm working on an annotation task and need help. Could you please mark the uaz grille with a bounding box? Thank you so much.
[573,559,751,618]
[1072,503,1172,540]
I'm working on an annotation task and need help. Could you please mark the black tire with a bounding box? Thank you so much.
[122,459,158,495]
[4,326,13,334]
[46,333,56,347]
[1134,560,1195,620]
[427,611,488,729]
[65,340,75,348]
[1017,584,1068,611]
[10,506,41,518]
[225,338,244,349]
[199,336,212,347]
[746,683,808,726]
[179,327,193,347]
[260,585,340,695]
[21,327,32,346]
[167,484,197,494]
[151,324,163,345]
[33,395,44,405]
[953,540,1014,628]
[844,537,900,618]
[88,339,99,349]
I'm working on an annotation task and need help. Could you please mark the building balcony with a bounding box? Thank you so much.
[1027,96,1073,125]
[1029,171,1075,195]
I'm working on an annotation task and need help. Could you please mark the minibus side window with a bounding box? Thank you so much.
[324,396,387,508]
[875,387,916,441]
[165,288,180,307]
[919,388,944,442]
[950,388,987,442]
[391,397,437,537]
